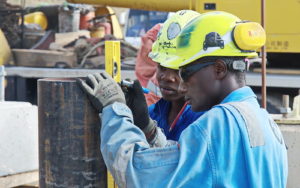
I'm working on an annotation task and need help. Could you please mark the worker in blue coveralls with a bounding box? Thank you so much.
[78,10,288,188]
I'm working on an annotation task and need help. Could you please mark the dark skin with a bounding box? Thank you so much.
[156,64,186,126]
[178,59,245,112]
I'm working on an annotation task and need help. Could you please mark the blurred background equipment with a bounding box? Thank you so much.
[0,0,23,48]
[58,3,80,33]
[0,30,12,66]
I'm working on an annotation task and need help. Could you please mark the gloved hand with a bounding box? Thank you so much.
[77,72,126,112]
[124,80,156,139]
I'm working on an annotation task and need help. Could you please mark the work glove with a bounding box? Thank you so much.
[124,80,156,141]
[77,72,126,112]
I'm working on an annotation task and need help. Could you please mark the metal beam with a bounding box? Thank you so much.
[5,67,136,80]
[246,72,300,88]
[5,67,300,89]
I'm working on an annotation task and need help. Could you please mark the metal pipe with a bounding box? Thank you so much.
[261,0,267,109]
[282,94,290,118]
[67,0,196,12]
[0,66,6,101]
[38,78,106,188]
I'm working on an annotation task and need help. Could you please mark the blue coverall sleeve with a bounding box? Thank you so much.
[100,102,178,187]
[100,102,214,188]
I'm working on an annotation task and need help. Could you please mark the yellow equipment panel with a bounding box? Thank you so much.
[194,0,300,53]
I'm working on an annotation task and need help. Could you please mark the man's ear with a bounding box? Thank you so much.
[214,59,227,80]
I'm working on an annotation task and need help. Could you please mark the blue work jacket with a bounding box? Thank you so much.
[148,99,204,141]
[100,86,288,188]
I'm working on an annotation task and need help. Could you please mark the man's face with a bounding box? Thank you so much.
[156,64,184,101]
[178,61,220,112]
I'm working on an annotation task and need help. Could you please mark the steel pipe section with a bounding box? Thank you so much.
[38,78,106,188]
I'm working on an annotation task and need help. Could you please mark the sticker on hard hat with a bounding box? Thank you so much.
[167,22,181,40]
[203,32,224,50]
[233,22,266,51]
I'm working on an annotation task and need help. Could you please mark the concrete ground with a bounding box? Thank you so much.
[280,124,300,188]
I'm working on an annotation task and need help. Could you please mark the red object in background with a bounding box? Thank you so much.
[80,11,95,30]
[135,24,162,105]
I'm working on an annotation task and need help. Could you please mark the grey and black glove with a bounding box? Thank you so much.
[124,80,156,141]
[77,72,125,112]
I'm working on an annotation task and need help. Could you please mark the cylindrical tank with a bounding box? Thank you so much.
[38,78,106,188]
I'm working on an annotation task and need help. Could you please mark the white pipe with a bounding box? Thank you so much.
[0,66,6,101]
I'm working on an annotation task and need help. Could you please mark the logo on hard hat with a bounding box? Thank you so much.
[159,41,176,49]
[203,32,224,50]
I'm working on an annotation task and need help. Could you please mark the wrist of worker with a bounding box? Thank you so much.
[102,97,126,107]
[143,120,168,148]
[142,119,158,143]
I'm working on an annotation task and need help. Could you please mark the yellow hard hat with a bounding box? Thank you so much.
[149,10,200,69]
[150,11,266,68]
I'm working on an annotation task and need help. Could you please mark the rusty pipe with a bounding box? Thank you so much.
[67,0,198,12]
[261,0,267,109]
[38,78,106,188]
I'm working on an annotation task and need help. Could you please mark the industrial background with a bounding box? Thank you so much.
[0,0,300,187]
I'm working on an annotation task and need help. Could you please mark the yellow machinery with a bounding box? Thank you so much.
[88,6,123,39]
[0,29,12,66]
[24,11,48,30]
[94,6,123,39]
[67,0,300,54]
